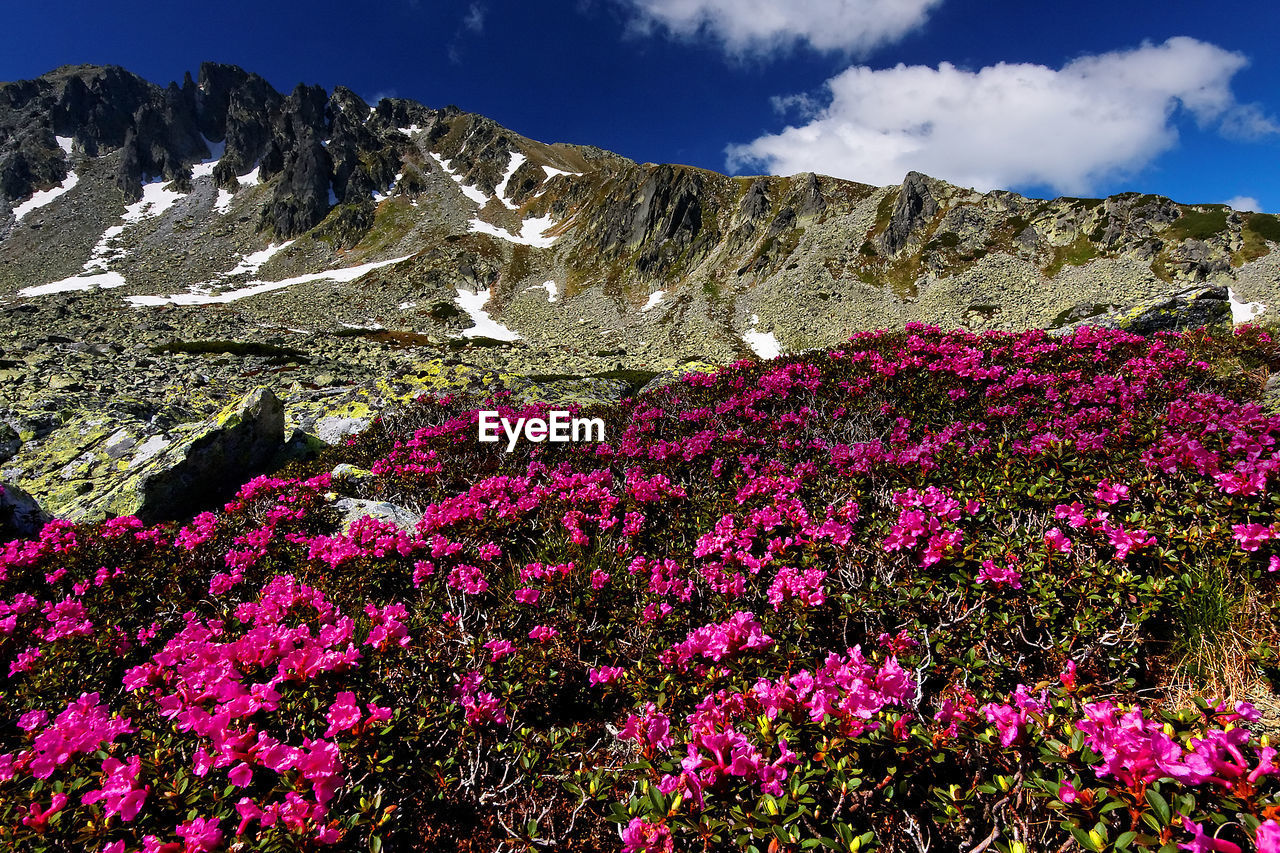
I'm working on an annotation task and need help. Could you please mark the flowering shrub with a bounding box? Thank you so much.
[1,324,1278,850]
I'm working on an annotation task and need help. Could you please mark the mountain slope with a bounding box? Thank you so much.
[2,61,1278,369]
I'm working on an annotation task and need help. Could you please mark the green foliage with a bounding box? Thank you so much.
[1246,213,1280,244]
[1169,207,1229,242]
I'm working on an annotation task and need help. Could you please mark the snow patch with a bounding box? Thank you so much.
[523,280,558,303]
[455,288,521,341]
[541,165,580,179]
[12,172,80,222]
[127,254,413,307]
[55,136,74,155]
[122,178,185,223]
[743,314,782,360]
[398,124,422,136]
[495,152,526,209]
[430,152,489,206]
[1228,288,1267,324]
[641,290,666,312]
[225,241,295,277]
[19,271,126,297]
[214,189,234,214]
[190,137,227,179]
[399,301,417,310]
[467,214,559,248]
[238,167,261,187]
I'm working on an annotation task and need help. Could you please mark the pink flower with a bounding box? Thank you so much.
[1179,817,1241,853]
[1058,780,1078,803]
[619,703,674,752]
[324,691,363,737]
[621,817,673,853]
[484,638,517,661]
[589,666,624,685]
[529,625,559,642]
[177,816,223,852]
[591,569,611,589]
[1044,527,1073,553]
[1256,820,1280,853]
[1233,523,1275,552]
[81,755,149,821]
[514,587,541,605]
[976,559,1022,589]
[1060,660,1078,691]
[21,792,67,833]
[17,709,49,731]
[1054,502,1089,528]
[1094,479,1130,504]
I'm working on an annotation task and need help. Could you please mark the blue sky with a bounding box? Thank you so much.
[3,0,1278,211]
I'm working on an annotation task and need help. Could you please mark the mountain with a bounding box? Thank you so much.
[0,62,1278,521]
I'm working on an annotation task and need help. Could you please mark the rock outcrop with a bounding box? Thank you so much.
[0,480,47,540]
[58,387,285,523]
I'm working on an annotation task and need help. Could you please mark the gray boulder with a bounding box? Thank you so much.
[334,498,422,534]
[0,481,49,541]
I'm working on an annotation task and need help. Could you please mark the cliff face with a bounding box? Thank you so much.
[0,60,1277,369]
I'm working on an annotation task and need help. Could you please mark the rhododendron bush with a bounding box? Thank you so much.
[2,324,1280,852]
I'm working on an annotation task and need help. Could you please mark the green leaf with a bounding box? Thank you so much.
[1145,788,1170,824]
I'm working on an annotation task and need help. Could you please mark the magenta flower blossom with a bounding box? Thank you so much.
[21,792,67,833]
[1178,817,1241,853]
[81,754,148,821]
[484,638,517,661]
[529,625,559,642]
[1256,820,1280,853]
[1094,479,1130,504]
[1044,527,1073,553]
[621,817,673,853]
[976,559,1022,589]
[324,691,363,737]
[619,703,674,752]
[1233,522,1275,552]
[589,666,625,685]
[176,816,223,852]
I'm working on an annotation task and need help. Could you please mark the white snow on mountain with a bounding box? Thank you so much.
[11,172,80,222]
[742,314,782,359]
[126,254,414,307]
[455,287,521,340]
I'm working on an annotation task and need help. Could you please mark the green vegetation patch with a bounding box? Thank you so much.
[1246,212,1280,244]
[1169,206,1229,241]
[1044,234,1099,278]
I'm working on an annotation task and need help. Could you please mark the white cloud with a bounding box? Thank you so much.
[463,3,486,32]
[1224,196,1263,213]
[619,0,942,56]
[726,37,1276,195]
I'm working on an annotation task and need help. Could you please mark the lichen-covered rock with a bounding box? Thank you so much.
[1055,286,1232,336]
[59,386,285,523]
[638,362,722,395]
[1263,373,1280,415]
